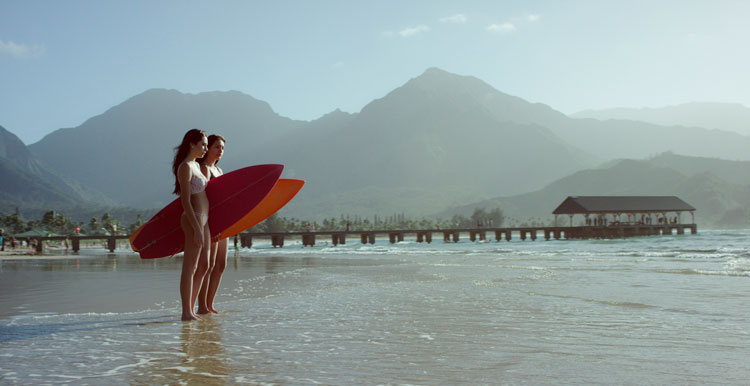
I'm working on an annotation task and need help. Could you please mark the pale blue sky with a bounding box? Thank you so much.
[2,0,749,144]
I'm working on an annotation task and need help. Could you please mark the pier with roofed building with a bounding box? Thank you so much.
[238,196,697,248]
[12,196,697,253]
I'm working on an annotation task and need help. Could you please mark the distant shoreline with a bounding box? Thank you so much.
[0,247,121,260]
[0,251,80,260]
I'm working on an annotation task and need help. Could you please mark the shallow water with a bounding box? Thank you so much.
[1,230,749,384]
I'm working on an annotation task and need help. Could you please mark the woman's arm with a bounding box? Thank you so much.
[178,163,203,248]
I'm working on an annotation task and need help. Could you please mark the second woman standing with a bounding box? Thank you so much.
[197,134,228,314]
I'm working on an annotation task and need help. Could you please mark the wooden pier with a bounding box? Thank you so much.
[7,235,132,254]
[241,223,698,248]
[10,224,697,253]
[6,195,700,253]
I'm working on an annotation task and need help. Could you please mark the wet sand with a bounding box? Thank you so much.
[1,252,83,260]
[0,250,397,319]
[0,246,119,260]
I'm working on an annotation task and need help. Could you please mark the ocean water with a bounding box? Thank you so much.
[1,230,749,385]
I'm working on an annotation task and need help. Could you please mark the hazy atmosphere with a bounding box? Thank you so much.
[2,0,750,144]
[3,2,750,385]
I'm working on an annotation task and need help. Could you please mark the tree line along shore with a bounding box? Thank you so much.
[1,208,513,237]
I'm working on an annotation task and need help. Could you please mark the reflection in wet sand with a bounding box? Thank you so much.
[132,317,230,385]
[179,316,229,384]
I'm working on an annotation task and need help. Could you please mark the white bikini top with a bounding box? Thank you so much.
[189,165,208,194]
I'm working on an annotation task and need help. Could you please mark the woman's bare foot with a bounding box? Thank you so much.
[197,308,211,315]
[209,307,219,314]
[182,313,200,321]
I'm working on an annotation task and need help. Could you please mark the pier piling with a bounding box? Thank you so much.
[303,234,316,247]
[332,233,346,246]
[240,234,252,248]
[107,236,116,252]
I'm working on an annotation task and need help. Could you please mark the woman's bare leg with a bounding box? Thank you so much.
[197,240,218,314]
[205,238,228,313]
[180,215,202,321]
[190,223,211,315]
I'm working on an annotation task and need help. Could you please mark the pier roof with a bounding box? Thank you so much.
[553,196,695,215]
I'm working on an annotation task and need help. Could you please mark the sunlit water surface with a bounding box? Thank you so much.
[1,230,749,384]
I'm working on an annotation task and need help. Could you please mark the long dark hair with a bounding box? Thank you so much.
[172,128,206,195]
[197,134,227,166]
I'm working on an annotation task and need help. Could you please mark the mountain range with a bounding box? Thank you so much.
[27,89,305,208]
[3,67,750,226]
[571,102,750,137]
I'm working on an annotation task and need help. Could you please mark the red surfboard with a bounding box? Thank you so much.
[130,178,304,250]
[218,178,304,241]
[131,164,283,259]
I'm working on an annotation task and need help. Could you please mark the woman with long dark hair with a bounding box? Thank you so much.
[197,134,227,314]
[173,128,210,321]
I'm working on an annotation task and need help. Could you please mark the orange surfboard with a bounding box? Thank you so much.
[129,226,143,251]
[217,178,304,241]
[129,178,304,251]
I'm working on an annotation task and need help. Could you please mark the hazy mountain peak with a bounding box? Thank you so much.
[405,67,496,95]
[363,67,559,120]
[318,108,352,119]
[422,66,451,75]
[415,66,466,80]
[117,88,277,115]
[133,87,183,98]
